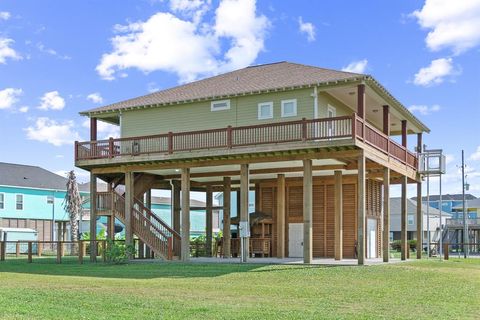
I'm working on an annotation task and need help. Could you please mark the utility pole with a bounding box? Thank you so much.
[462,150,467,258]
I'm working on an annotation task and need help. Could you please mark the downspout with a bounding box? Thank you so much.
[169,179,175,226]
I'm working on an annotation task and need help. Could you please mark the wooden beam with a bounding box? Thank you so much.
[303,159,313,264]
[124,171,134,258]
[383,168,390,262]
[255,183,260,211]
[357,152,366,265]
[240,164,250,262]
[181,168,190,261]
[223,177,231,258]
[401,120,407,148]
[276,174,286,258]
[358,84,366,119]
[173,180,181,257]
[383,105,390,136]
[89,173,97,262]
[401,175,408,261]
[90,117,97,141]
[334,170,343,260]
[206,186,213,257]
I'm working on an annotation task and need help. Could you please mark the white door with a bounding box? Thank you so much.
[367,218,377,259]
[288,223,304,258]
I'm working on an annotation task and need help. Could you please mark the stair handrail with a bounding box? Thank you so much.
[133,197,181,240]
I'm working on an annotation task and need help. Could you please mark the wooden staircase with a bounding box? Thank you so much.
[97,191,180,260]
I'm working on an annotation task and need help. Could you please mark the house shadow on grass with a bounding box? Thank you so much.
[0,257,286,280]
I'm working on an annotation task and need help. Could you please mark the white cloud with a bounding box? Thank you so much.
[342,59,368,74]
[413,57,455,86]
[0,11,11,20]
[147,82,159,93]
[82,119,120,139]
[470,146,480,161]
[87,92,103,104]
[25,117,80,146]
[37,42,71,60]
[0,88,22,109]
[0,38,21,64]
[19,106,29,113]
[408,104,441,115]
[298,17,315,42]
[412,0,480,54]
[38,91,66,111]
[96,0,269,83]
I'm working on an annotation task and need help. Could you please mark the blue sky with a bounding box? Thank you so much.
[0,0,479,198]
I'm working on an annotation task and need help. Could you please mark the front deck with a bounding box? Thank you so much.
[75,114,417,179]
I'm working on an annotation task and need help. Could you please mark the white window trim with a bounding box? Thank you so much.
[408,214,415,226]
[15,194,23,211]
[0,192,4,210]
[211,99,231,111]
[327,104,336,117]
[257,102,273,120]
[281,99,297,117]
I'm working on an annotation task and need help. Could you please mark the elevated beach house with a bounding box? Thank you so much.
[75,62,429,264]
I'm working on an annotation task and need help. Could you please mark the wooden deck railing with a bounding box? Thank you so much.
[446,218,480,228]
[76,114,418,169]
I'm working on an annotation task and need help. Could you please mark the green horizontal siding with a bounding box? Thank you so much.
[121,88,353,137]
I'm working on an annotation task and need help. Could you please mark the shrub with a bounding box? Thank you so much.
[104,239,136,264]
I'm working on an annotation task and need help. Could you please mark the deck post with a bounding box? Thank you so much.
[223,177,231,258]
[416,133,423,259]
[357,152,366,265]
[89,172,97,262]
[334,170,343,260]
[56,241,62,264]
[383,105,390,135]
[181,168,190,261]
[79,241,84,264]
[401,175,408,260]
[357,84,366,139]
[27,241,32,263]
[124,171,134,259]
[276,174,286,258]
[401,120,407,162]
[303,159,313,264]
[383,168,390,262]
[240,164,250,262]
[206,186,213,257]
[173,180,181,257]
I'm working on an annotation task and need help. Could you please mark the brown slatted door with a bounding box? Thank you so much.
[343,184,356,258]
[313,184,324,257]
[325,185,335,257]
[287,185,303,257]
[261,187,276,256]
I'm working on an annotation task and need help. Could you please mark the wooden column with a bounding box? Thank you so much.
[90,117,97,141]
[357,84,365,119]
[276,174,286,258]
[334,170,343,260]
[357,152,366,265]
[124,171,134,258]
[383,168,390,262]
[173,180,181,257]
[223,177,231,258]
[416,133,423,259]
[254,183,260,211]
[303,159,313,264]
[181,168,190,261]
[401,120,407,147]
[383,105,390,135]
[240,164,250,262]
[89,173,97,262]
[206,186,213,257]
[401,175,408,260]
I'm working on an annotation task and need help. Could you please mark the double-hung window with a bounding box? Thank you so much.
[258,102,273,120]
[16,194,23,210]
[281,99,297,117]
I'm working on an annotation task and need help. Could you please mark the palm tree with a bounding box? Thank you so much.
[63,170,82,252]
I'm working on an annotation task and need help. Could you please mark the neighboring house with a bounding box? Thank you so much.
[390,197,451,241]
[0,162,90,241]
[451,197,479,220]
[215,191,255,218]
[75,61,430,263]
[412,194,477,219]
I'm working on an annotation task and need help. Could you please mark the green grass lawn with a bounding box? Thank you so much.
[0,258,479,319]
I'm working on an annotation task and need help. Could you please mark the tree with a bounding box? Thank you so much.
[63,170,82,245]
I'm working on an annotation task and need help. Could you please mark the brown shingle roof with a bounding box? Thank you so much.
[81,62,363,115]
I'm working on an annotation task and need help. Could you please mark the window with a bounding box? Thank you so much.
[408,214,414,226]
[47,195,54,204]
[281,99,297,117]
[16,194,23,210]
[258,102,273,120]
[211,99,230,111]
[0,193,4,209]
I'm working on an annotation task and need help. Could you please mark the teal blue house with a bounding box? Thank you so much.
[0,162,90,241]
